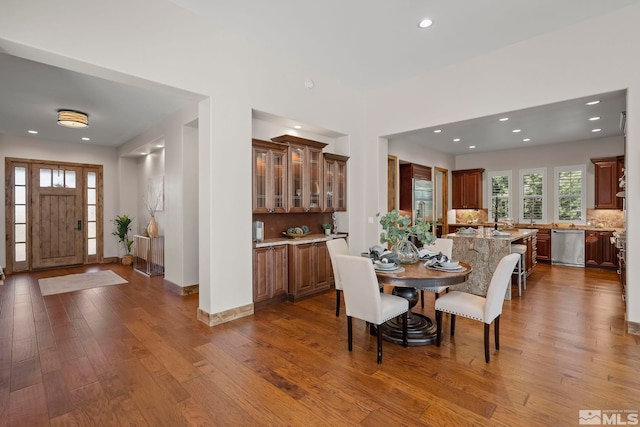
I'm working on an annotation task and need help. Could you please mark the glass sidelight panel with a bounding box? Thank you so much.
[87,171,97,256]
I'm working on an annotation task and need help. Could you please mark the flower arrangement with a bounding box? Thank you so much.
[377,210,436,247]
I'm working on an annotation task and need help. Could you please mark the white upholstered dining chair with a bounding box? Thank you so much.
[435,253,519,363]
[420,238,454,308]
[335,254,408,364]
[326,238,349,317]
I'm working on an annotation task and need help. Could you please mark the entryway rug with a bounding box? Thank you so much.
[38,270,128,296]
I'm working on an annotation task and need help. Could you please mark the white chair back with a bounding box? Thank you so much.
[326,238,349,291]
[484,253,520,322]
[424,238,453,258]
[335,255,383,324]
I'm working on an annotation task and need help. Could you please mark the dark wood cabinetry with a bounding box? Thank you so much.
[272,135,327,213]
[288,241,332,301]
[585,230,616,269]
[516,233,537,276]
[535,228,551,261]
[253,245,288,305]
[323,153,348,212]
[452,168,484,209]
[592,156,624,209]
[252,139,288,213]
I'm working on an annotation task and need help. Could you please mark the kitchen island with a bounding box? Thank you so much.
[445,229,537,300]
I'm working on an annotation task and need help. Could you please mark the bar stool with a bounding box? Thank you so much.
[510,244,527,296]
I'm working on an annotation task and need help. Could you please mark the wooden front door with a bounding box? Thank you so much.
[31,164,84,269]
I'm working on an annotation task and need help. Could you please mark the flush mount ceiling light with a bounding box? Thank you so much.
[57,110,89,128]
[418,18,433,28]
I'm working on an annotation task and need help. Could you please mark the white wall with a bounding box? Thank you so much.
[367,5,640,324]
[0,134,120,263]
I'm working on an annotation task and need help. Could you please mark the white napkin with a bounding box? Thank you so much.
[418,248,436,258]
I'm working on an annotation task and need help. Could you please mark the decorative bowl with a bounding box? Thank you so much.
[283,231,311,239]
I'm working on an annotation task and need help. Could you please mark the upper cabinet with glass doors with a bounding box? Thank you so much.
[252,139,288,213]
[271,135,327,213]
[324,153,349,212]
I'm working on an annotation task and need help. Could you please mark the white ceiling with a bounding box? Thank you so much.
[0,1,636,152]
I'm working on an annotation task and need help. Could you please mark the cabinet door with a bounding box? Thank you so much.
[253,146,270,213]
[451,173,465,209]
[290,243,315,296]
[272,149,287,213]
[536,230,551,261]
[253,247,270,302]
[335,159,347,211]
[252,141,287,213]
[464,172,482,209]
[272,245,288,296]
[308,147,323,212]
[315,242,331,290]
[593,159,617,209]
[617,156,625,209]
[599,232,616,269]
[289,146,305,212]
[585,231,600,266]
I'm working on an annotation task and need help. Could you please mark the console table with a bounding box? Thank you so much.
[134,235,164,276]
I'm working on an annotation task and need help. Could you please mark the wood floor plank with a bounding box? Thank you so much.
[1,262,638,425]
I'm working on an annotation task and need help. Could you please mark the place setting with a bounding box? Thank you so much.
[424,253,465,272]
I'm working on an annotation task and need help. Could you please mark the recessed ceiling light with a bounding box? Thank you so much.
[453,138,461,142]
[141,152,148,155]
[28,130,38,134]
[294,125,301,129]
[589,116,600,121]
[499,117,509,122]
[433,129,442,133]
[523,138,531,142]
[586,100,600,105]
[82,137,90,141]
[512,129,521,133]
[418,18,433,29]
[156,144,163,148]
[592,128,602,132]
[469,145,476,149]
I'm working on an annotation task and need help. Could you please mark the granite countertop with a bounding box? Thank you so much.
[254,233,348,248]
[449,223,622,232]
[446,228,536,243]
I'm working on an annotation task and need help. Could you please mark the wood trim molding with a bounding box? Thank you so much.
[627,320,640,336]
[197,304,254,327]
[163,279,199,296]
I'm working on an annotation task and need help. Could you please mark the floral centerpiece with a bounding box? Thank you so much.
[377,210,436,264]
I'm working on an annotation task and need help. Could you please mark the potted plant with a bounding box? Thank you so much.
[377,210,436,264]
[112,214,134,265]
[322,223,332,236]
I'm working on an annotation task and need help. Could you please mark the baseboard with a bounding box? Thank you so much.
[163,279,199,296]
[102,257,119,264]
[627,320,640,335]
[197,304,254,326]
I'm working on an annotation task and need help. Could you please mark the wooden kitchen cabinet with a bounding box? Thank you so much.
[272,134,327,213]
[535,228,551,262]
[452,168,484,209]
[585,230,616,269]
[288,241,332,301]
[252,139,288,213]
[253,245,288,306]
[592,156,624,209]
[323,153,349,212]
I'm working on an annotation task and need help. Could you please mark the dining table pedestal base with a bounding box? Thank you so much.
[381,286,438,346]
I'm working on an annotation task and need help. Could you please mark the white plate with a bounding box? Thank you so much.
[428,265,466,272]
[374,265,402,272]
[374,262,397,270]
[440,261,459,269]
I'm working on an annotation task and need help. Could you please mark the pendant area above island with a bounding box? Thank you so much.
[445,228,537,300]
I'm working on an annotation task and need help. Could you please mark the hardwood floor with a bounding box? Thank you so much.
[0,263,637,426]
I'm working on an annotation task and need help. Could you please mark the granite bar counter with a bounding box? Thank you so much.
[444,229,537,300]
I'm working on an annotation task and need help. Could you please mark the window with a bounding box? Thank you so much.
[554,165,586,223]
[487,171,511,221]
[520,168,546,224]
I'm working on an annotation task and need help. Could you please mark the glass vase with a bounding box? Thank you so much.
[391,237,420,264]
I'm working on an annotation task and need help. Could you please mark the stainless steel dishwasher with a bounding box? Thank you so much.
[551,229,585,267]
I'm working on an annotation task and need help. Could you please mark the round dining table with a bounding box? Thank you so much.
[375,261,472,346]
